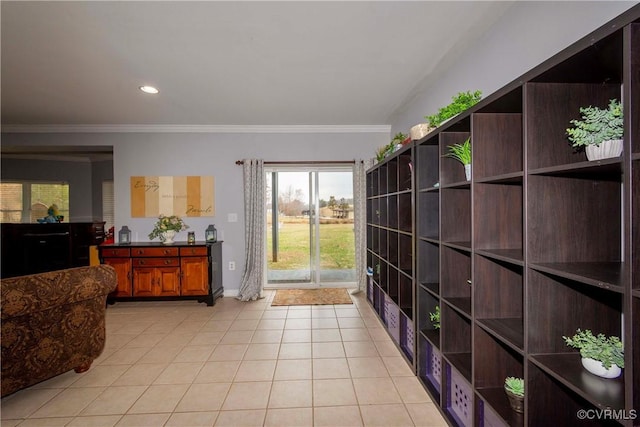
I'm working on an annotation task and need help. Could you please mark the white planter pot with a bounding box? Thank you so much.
[585,139,623,161]
[581,357,622,379]
[464,164,471,181]
[161,230,176,245]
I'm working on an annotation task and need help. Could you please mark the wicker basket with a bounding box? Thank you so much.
[410,123,433,140]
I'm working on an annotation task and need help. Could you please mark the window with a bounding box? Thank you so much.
[0,181,69,223]
[102,180,114,230]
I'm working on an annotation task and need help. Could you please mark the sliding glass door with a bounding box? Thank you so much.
[266,166,355,287]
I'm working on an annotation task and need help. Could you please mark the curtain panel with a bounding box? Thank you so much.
[352,159,374,294]
[237,159,265,301]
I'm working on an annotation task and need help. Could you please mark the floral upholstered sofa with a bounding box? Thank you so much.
[1,265,116,397]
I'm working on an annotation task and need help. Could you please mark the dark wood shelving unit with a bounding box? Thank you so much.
[366,6,639,426]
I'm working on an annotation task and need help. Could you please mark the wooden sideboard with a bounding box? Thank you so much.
[98,241,223,306]
[0,222,105,278]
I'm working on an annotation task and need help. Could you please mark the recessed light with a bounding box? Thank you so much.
[139,85,159,94]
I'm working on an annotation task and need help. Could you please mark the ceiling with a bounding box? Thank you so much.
[1,1,514,128]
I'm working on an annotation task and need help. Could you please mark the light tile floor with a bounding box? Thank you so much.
[1,290,448,427]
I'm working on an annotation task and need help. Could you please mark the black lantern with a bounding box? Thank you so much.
[118,226,131,245]
[205,224,217,242]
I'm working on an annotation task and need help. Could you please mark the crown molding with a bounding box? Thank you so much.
[1,124,392,134]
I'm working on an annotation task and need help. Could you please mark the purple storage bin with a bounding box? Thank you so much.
[422,339,442,392]
[384,294,400,344]
[446,363,473,427]
[400,313,414,361]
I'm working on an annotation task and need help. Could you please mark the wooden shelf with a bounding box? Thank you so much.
[529,262,623,292]
[367,7,639,426]
[477,388,525,427]
[476,318,524,352]
[530,353,625,411]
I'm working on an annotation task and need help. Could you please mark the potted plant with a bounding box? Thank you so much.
[148,214,189,244]
[429,305,440,329]
[392,132,408,149]
[566,99,623,161]
[375,141,396,163]
[444,137,472,181]
[504,377,524,413]
[425,90,482,128]
[563,329,624,378]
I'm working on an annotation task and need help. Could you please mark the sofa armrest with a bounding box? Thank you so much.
[1,265,116,320]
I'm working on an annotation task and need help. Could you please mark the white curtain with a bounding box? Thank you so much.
[352,159,374,294]
[237,159,265,301]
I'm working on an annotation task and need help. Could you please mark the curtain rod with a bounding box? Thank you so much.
[235,160,359,165]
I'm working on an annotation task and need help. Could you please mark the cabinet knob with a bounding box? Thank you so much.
[165,259,170,265]
[139,260,145,265]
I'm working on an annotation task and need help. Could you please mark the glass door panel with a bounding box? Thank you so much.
[266,166,355,287]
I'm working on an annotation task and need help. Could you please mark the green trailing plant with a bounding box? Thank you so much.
[376,141,396,162]
[444,137,471,165]
[392,132,408,144]
[429,305,440,329]
[566,99,623,147]
[425,90,482,128]
[563,329,624,369]
[504,377,524,397]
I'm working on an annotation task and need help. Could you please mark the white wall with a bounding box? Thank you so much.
[389,1,638,134]
[1,131,386,294]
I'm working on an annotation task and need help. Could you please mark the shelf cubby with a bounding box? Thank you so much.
[471,112,523,180]
[474,326,524,426]
[379,229,388,259]
[388,230,399,268]
[418,191,439,240]
[527,174,621,268]
[527,360,624,426]
[399,272,413,319]
[474,255,524,351]
[525,82,621,171]
[388,266,399,305]
[379,197,388,228]
[527,269,623,355]
[379,164,388,195]
[378,260,388,294]
[417,142,440,190]
[440,132,472,186]
[398,192,412,233]
[442,302,472,382]
[473,182,522,260]
[388,157,398,193]
[399,152,413,191]
[440,188,471,246]
[418,286,439,339]
[371,198,380,226]
[389,194,399,229]
[417,239,439,296]
[441,246,471,317]
[399,232,412,276]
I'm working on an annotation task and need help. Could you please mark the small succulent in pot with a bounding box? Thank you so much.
[504,376,524,413]
[504,377,524,397]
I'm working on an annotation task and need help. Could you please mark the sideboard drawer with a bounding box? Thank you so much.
[133,257,179,267]
[101,247,131,257]
[131,247,179,257]
[180,246,208,257]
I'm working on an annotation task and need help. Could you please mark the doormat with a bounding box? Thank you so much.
[272,288,353,306]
